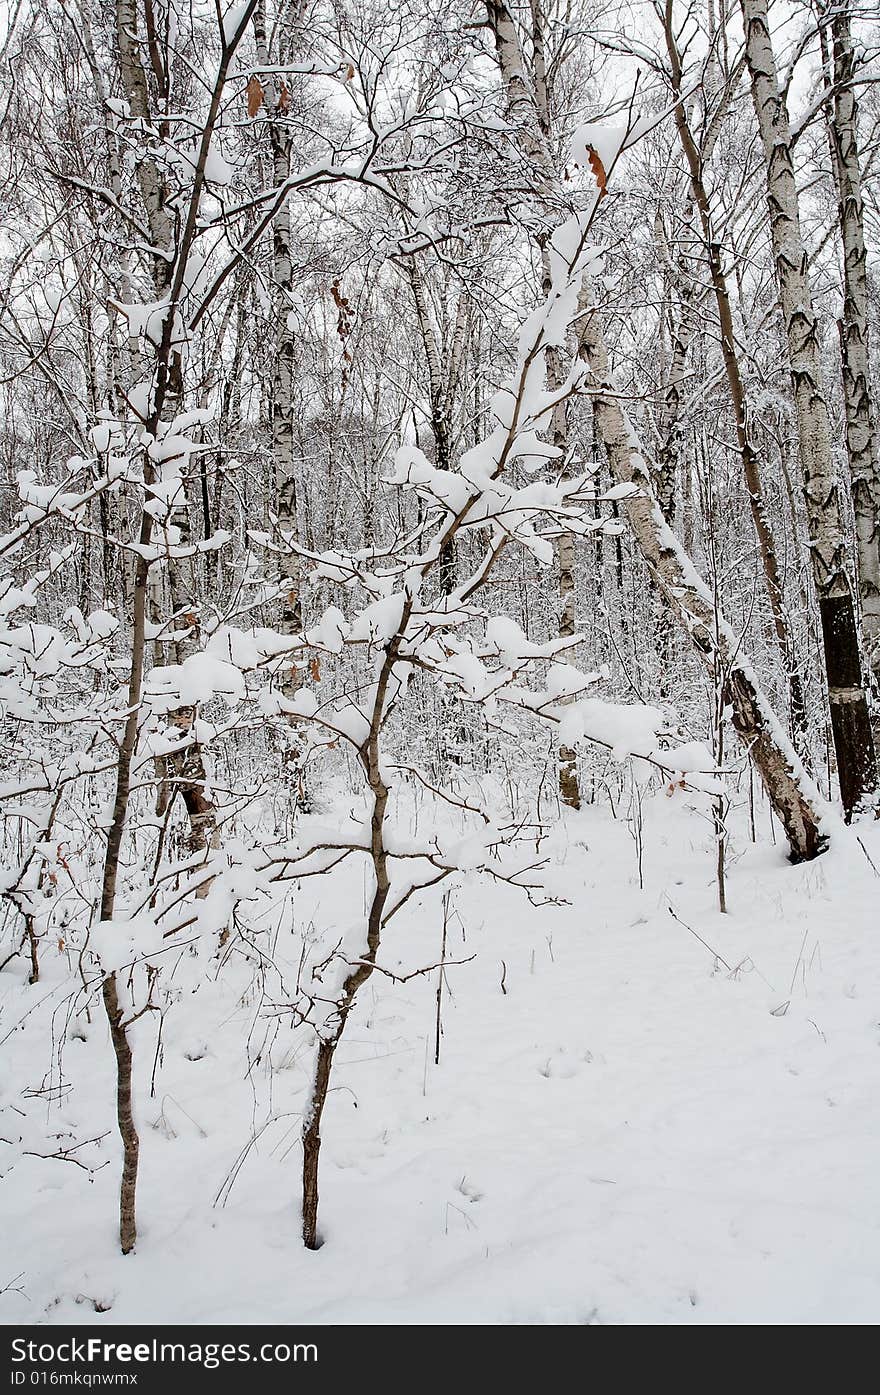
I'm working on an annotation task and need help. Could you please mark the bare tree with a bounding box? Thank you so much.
[486,0,826,860]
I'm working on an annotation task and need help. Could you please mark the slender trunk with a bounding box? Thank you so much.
[404,256,457,593]
[98,452,152,1255]
[544,263,580,809]
[655,240,691,530]
[653,204,696,695]
[254,2,305,811]
[115,0,174,295]
[531,0,580,808]
[300,625,401,1246]
[740,0,876,815]
[557,522,581,809]
[102,973,139,1254]
[302,1038,335,1250]
[823,8,880,686]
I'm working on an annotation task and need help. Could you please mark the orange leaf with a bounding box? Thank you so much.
[278,82,291,113]
[587,147,607,193]
[309,656,321,683]
[246,76,265,118]
[344,63,356,81]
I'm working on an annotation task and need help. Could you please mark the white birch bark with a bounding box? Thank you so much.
[824,7,880,678]
[530,0,581,809]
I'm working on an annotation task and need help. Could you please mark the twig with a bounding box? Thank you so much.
[667,904,731,971]
[857,836,879,878]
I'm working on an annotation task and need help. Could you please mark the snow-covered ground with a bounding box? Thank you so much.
[3,791,880,1325]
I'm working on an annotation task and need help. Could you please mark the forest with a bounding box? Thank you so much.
[1,0,879,1328]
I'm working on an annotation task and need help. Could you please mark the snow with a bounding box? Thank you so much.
[220,2,252,45]
[306,607,349,654]
[348,594,405,645]
[570,123,629,177]
[3,796,880,1325]
[146,653,246,708]
[485,617,561,665]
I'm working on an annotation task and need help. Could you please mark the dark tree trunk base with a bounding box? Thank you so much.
[302,1038,336,1250]
[102,972,139,1255]
[820,594,877,817]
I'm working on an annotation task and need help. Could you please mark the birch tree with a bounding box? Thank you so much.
[740,0,876,816]
[821,3,880,694]
[253,0,306,716]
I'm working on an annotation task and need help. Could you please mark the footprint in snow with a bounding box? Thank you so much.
[537,1048,582,1079]
[455,1175,483,1202]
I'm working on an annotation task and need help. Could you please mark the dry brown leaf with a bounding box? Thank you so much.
[344,63,356,81]
[309,656,321,683]
[587,146,607,193]
[246,76,265,118]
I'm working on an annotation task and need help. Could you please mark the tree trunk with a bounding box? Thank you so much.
[577,302,825,860]
[740,0,876,816]
[403,255,459,594]
[301,1038,335,1250]
[531,0,581,809]
[300,641,398,1245]
[823,7,880,693]
[254,2,305,806]
[655,226,691,531]
[102,973,139,1254]
[97,379,153,1253]
[653,204,696,696]
[557,522,581,809]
